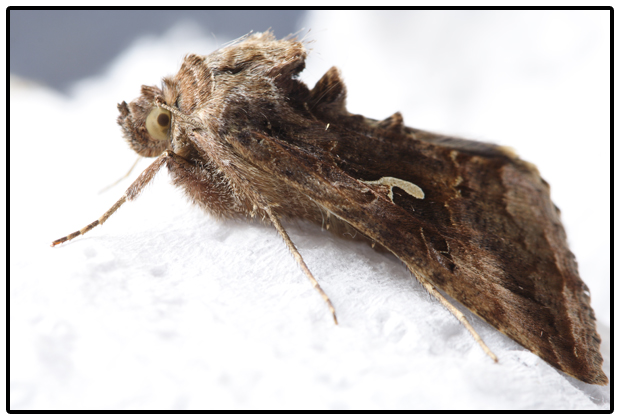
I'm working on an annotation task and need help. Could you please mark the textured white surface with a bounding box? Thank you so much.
[10,11,610,410]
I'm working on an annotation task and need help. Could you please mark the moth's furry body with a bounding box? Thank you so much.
[56,32,606,385]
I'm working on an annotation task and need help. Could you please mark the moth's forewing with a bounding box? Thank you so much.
[218,65,604,385]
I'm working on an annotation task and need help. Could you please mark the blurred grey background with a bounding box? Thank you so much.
[9,9,308,92]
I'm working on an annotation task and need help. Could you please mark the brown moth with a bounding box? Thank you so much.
[52,32,607,385]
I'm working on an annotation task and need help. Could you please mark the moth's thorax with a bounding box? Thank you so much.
[157,37,317,216]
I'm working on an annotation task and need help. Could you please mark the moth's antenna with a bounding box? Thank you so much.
[99,156,143,194]
[155,100,202,130]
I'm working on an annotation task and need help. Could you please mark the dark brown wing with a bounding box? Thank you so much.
[222,67,606,385]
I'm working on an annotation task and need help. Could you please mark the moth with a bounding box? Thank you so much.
[52,32,607,385]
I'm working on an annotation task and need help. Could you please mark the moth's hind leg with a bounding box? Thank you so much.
[51,151,173,246]
[415,271,498,362]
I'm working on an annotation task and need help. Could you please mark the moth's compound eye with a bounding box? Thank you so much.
[145,107,171,141]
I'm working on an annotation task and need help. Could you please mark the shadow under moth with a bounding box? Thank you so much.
[52,32,607,385]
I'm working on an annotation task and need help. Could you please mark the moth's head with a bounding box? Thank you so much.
[117,85,172,157]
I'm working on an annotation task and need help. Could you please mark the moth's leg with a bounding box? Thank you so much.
[51,152,171,247]
[264,206,338,325]
[417,272,498,362]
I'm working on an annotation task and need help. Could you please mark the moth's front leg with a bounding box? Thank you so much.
[51,150,178,246]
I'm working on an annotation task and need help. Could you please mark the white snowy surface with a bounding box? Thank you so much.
[10,11,610,410]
